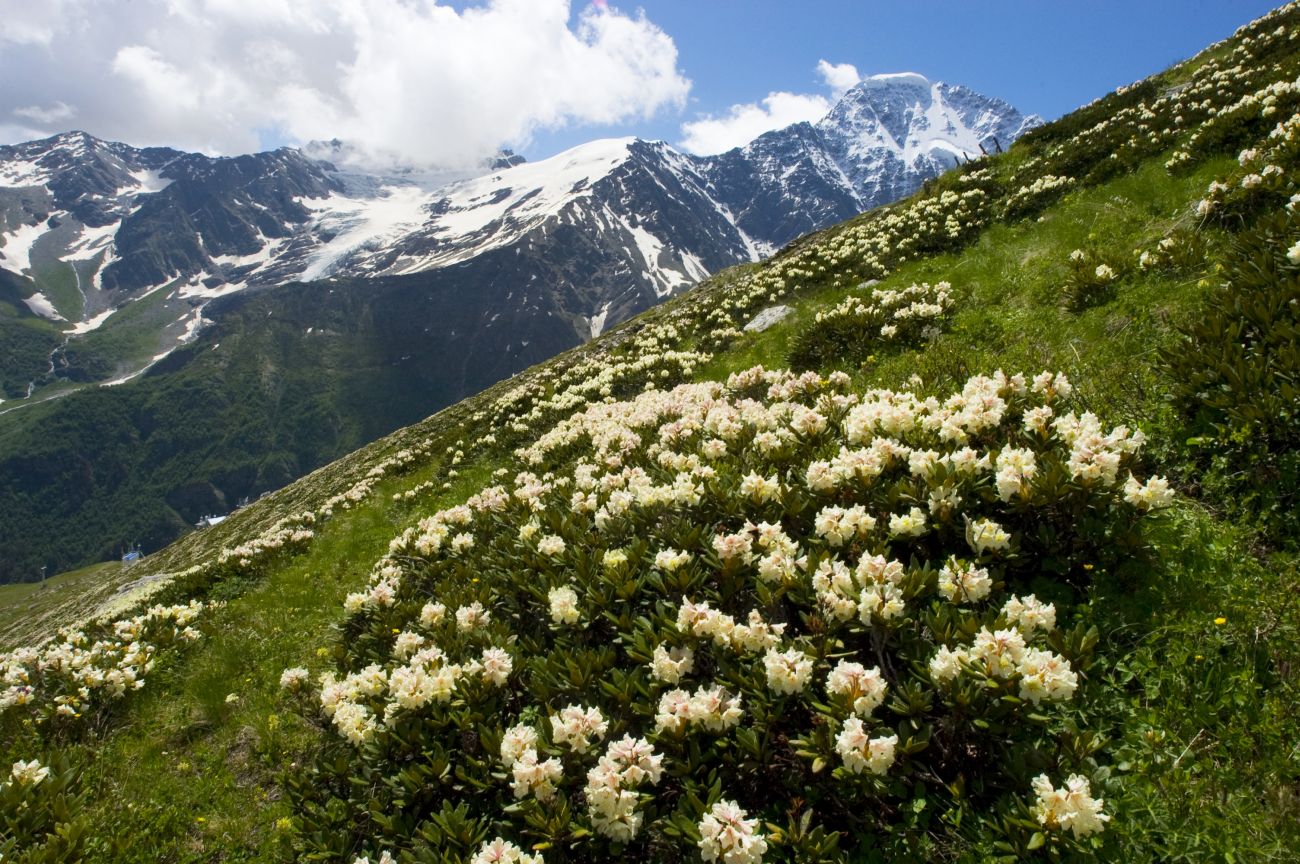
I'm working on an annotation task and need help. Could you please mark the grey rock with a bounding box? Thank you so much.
[744,305,792,332]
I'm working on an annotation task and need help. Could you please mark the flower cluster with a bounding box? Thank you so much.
[790,280,955,369]
[1032,773,1111,838]
[1195,111,1299,223]
[584,736,664,841]
[698,799,768,864]
[217,513,316,571]
[1,600,207,724]
[1002,173,1076,221]
[929,603,1078,706]
[470,839,543,864]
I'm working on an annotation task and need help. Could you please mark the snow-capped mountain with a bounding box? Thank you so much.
[0,73,1038,401]
[816,73,1039,210]
[699,73,1041,248]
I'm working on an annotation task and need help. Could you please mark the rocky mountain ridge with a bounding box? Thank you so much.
[0,73,1038,401]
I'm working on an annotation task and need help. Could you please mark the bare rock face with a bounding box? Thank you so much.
[744,305,793,332]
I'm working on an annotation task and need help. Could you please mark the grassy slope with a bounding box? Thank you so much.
[2,7,1298,861]
[54,158,1293,861]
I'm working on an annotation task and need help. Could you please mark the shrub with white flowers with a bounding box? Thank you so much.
[0,600,209,727]
[286,365,1169,861]
[1062,248,1125,311]
[789,281,955,369]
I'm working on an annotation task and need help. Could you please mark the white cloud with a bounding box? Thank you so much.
[677,57,861,156]
[12,101,75,124]
[0,0,691,167]
[817,60,861,98]
[678,91,829,156]
[0,0,76,47]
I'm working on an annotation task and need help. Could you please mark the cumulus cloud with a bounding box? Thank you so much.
[817,60,862,98]
[678,58,862,156]
[678,92,830,157]
[0,0,691,167]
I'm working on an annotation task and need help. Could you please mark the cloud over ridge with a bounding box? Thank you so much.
[677,59,861,156]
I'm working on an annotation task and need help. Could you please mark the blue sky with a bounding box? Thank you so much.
[526,0,1281,158]
[0,0,1283,165]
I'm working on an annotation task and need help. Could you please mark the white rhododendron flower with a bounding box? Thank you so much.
[713,531,756,565]
[826,661,888,717]
[970,627,1028,679]
[677,598,738,646]
[1017,648,1079,704]
[10,759,50,787]
[392,631,425,661]
[739,472,781,502]
[698,799,768,864]
[1032,774,1111,837]
[995,447,1037,501]
[279,667,310,692]
[537,534,566,557]
[888,507,928,538]
[471,837,544,864]
[456,602,491,632]
[730,610,786,654]
[548,585,580,626]
[815,505,876,547]
[1124,474,1175,510]
[929,645,966,685]
[654,548,692,571]
[480,648,513,687]
[938,559,993,604]
[585,736,664,841]
[968,518,1011,554]
[550,704,608,754]
[332,702,378,746]
[763,647,814,695]
[1002,595,1057,635]
[419,602,446,628]
[510,748,563,801]
[655,684,743,734]
[650,644,695,684]
[1030,371,1072,399]
[835,718,898,775]
[500,723,539,768]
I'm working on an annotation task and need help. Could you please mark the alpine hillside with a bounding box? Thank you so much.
[1,3,1298,862]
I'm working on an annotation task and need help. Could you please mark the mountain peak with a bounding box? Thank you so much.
[856,71,932,90]
[814,71,1040,187]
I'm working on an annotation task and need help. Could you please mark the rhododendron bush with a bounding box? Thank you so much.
[0,601,210,729]
[788,281,955,371]
[288,366,1168,862]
